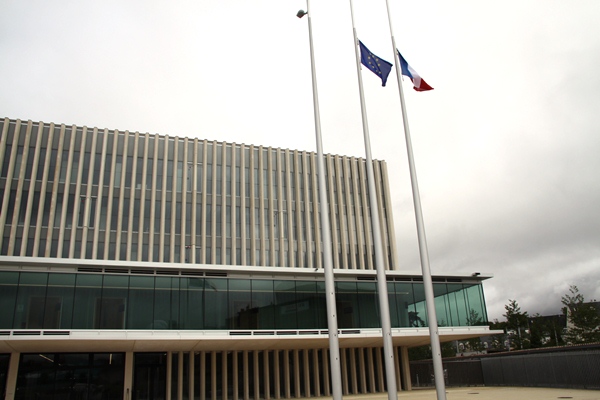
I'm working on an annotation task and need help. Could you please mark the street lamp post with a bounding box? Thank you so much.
[297,4,343,399]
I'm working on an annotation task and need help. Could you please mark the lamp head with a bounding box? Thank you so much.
[297,9,308,18]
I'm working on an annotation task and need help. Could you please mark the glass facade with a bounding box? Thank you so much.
[15,352,124,400]
[0,271,487,330]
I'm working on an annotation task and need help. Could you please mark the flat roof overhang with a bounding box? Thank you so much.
[0,256,493,284]
[0,327,502,353]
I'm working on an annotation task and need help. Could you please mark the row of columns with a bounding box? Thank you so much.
[1,345,411,400]
[146,346,411,400]
[0,118,397,271]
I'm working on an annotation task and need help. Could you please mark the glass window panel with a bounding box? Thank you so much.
[336,281,359,329]
[154,277,179,329]
[411,283,428,327]
[387,282,399,328]
[432,283,451,327]
[72,274,103,329]
[180,277,204,330]
[313,281,327,329]
[251,280,274,329]
[0,271,19,328]
[229,279,252,329]
[357,282,380,328]
[465,284,487,326]
[14,273,48,329]
[98,275,129,329]
[45,273,76,329]
[203,279,227,329]
[445,283,465,326]
[393,282,415,328]
[295,281,319,329]
[127,276,155,329]
[273,280,296,329]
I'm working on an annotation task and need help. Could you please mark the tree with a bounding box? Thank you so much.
[465,309,486,352]
[561,285,600,344]
[503,299,529,350]
[487,319,509,352]
[528,313,544,348]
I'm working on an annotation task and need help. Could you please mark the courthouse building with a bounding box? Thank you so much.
[0,117,495,399]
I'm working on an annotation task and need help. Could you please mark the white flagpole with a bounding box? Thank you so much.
[297,3,343,399]
[347,1,398,399]
[383,1,447,399]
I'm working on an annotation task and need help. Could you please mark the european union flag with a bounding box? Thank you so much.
[359,41,392,87]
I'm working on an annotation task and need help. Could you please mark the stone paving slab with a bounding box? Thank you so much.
[325,387,600,400]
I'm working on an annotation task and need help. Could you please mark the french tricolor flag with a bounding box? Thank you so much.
[397,50,433,92]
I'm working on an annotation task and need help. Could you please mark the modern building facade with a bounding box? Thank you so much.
[0,117,495,399]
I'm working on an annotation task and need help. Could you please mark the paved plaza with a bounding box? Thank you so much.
[324,387,600,400]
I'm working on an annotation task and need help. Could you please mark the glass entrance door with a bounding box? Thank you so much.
[133,353,167,400]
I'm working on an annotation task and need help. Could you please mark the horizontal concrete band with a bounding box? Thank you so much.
[0,327,499,353]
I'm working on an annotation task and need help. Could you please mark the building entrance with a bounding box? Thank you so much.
[133,353,167,400]
[14,353,124,399]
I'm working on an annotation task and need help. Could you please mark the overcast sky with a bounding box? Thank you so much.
[1,0,599,321]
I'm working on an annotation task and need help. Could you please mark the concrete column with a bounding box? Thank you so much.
[189,352,195,400]
[322,349,330,397]
[125,131,138,261]
[367,348,376,392]
[348,348,357,394]
[380,162,398,270]
[233,351,239,400]
[350,159,365,270]
[222,351,228,400]
[158,135,169,262]
[342,157,356,270]
[301,151,313,269]
[293,350,300,399]
[312,349,320,397]
[334,156,348,269]
[200,140,208,263]
[211,351,217,400]
[283,350,290,399]
[357,159,373,270]
[4,352,20,400]
[400,346,411,391]
[394,347,401,392]
[170,137,179,262]
[325,155,339,269]
[208,141,216,262]
[375,347,384,392]
[191,138,198,264]
[200,351,206,400]
[302,350,310,398]
[253,350,260,400]
[178,351,184,400]
[166,352,172,400]
[114,130,129,260]
[243,351,249,400]
[137,132,150,261]
[10,120,32,255]
[309,154,321,268]
[45,124,66,257]
[263,350,270,400]
[340,348,349,395]
[124,352,134,400]
[359,348,367,393]
[273,350,280,399]
[21,121,43,256]
[33,123,57,257]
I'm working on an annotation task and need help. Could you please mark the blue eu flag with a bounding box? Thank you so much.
[359,41,392,87]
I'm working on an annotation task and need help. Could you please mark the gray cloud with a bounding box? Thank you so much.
[1,0,599,322]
